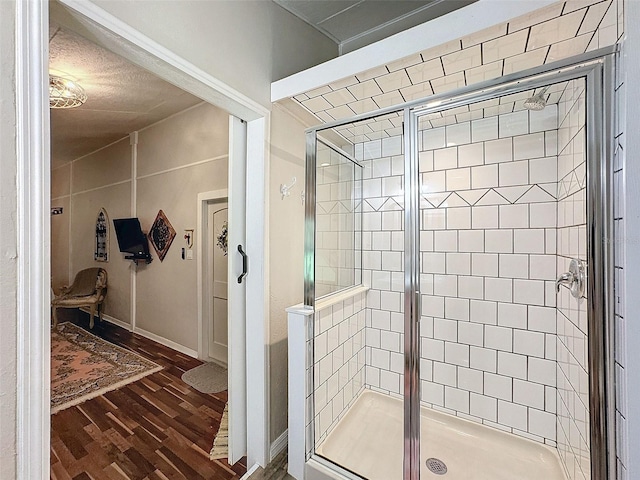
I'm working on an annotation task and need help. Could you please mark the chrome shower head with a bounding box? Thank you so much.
[523,86,549,111]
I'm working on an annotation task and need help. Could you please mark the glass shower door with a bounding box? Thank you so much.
[309,111,407,480]
[414,78,593,480]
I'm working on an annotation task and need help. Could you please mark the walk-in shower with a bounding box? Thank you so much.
[289,48,615,480]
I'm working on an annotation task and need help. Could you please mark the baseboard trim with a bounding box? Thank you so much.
[79,307,131,331]
[78,308,198,359]
[134,326,198,358]
[270,429,288,461]
[239,463,261,480]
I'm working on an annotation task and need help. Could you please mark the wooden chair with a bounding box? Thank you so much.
[52,268,108,329]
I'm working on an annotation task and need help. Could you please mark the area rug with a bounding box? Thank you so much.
[210,404,229,460]
[181,362,227,394]
[51,322,162,414]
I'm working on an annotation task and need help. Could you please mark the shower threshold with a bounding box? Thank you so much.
[316,390,568,480]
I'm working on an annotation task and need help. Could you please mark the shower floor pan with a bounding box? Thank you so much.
[316,390,567,480]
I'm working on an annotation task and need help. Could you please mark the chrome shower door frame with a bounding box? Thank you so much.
[303,46,616,480]
[406,52,616,480]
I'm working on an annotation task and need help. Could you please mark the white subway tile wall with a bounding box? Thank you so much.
[311,291,367,449]
[413,100,560,447]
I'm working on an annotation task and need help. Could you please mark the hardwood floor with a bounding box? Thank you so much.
[51,310,247,480]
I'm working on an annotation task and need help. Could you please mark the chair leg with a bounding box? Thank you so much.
[98,303,104,323]
[89,305,96,329]
[52,306,58,328]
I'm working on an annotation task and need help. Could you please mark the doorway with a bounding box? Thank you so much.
[14,1,271,478]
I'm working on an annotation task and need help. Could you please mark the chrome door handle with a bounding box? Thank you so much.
[556,258,585,299]
[237,245,248,284]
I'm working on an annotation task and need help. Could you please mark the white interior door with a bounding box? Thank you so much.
[207,203,229,365]
[227,115,247,464]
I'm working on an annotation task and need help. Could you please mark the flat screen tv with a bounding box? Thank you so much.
[113,218,152,262]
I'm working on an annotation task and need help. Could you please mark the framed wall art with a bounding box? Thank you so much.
[149,210,176,262]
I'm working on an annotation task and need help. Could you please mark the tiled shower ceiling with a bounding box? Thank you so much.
[327,84,565,145]
[292,0,621,143]
[273,0,477,54]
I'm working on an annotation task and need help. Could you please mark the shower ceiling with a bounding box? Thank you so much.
[285,0,616,151]
[325,82,566,145]
[273,0,477,54]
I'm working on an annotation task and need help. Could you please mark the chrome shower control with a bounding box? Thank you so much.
[556,258,585,299]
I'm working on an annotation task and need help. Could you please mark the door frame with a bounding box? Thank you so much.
[16,1,271,478]
[197,189,229,361]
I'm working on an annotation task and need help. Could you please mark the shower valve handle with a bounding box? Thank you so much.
[556,258,585,299]
[555,272,575,292]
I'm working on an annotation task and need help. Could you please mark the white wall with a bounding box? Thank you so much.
[0,2,18,478]
[86,0,338,107]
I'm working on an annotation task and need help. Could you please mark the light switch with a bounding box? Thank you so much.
[186,249,194,260]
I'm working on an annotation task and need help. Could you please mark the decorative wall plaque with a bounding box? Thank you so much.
[149,210,176,262]
[94,208,109,262]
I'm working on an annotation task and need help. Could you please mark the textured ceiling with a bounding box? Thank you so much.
[273,0,476,53]
[49,26,203,170]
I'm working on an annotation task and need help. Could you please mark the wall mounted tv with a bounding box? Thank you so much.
[113,218,152,264]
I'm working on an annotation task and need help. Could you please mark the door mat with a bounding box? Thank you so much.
[51,322,162,414]
[181,362,228,394]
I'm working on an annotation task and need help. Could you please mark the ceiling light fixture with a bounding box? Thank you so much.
[49,74,87,108]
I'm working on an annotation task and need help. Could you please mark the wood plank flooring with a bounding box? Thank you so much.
[51,310,247,480]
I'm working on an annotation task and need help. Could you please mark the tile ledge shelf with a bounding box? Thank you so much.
[285,285,369,315]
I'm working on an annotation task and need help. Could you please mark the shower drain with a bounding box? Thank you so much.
[426,458,448,475]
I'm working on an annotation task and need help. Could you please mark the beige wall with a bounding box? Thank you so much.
[50,196,71,290]
[70,182,132,323]
[72,139,130,192]
[51,103,228,352]
[268,105,307,442]
[136,104,229,176]
[136,159,228,348]
[51,135,133,325]
[51,162,71,199]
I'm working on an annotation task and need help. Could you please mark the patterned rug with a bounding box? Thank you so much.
[210,403,229,460]
[51,322,162,414]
